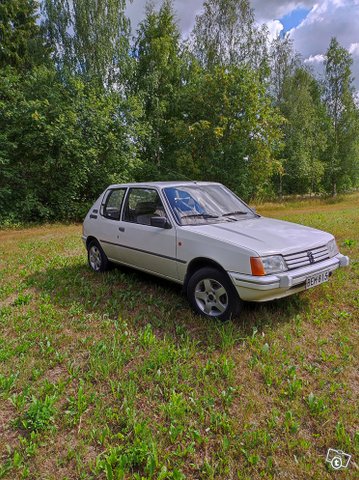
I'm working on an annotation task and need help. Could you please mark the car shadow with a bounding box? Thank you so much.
[26,260,311,347]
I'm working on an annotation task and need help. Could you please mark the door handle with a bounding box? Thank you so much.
[118,227,125,232]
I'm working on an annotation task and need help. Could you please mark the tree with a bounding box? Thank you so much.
[42,0,130,87]
[324,37,359,195]
[269,33,300,105]
[280,68,327,194]
[191,0,268,72]
[132,0,182,173]
[0,0,47,70]
[167,65,283,199]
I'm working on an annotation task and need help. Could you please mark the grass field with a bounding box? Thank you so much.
[0,194,358,479]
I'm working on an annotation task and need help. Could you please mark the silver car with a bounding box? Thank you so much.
[82,181,349,320]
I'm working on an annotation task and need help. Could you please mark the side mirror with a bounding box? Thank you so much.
[150,216,172,229]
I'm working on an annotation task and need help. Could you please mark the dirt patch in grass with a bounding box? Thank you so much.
[44,364,68,384]
[0,400,19,457]
[0,293,18,309]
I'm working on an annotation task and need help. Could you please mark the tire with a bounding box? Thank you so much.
[87,240,110,273]
[186,267,241,320]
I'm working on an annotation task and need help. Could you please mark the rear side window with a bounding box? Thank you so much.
[101,189,126,220]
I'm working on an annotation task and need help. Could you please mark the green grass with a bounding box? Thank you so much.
[0,195,358,479]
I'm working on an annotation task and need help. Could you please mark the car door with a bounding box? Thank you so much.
[116,187,178,280]
[97,188,128,261]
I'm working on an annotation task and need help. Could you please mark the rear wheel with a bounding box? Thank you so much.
[87,240,109,272]
[187,267,241,320]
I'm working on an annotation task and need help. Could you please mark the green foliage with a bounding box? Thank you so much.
[0,66,143,222]
[42,0,130,87]
[269,34,299,105]
[95,421,158,479]
[132,0,182,170]
[65,381,94,426]
[307,392,328,417]
[0,372,18,396]
[191,0,268,72]
[18,394,57,432]
[0,0,48,70]
[280,68,327,194]
[166,65,284,199]
[324,37,359,195]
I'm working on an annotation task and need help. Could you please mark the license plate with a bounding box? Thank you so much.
[306,271,330,289]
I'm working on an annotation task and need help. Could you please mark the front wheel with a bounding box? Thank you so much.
[187,267,241,320]
[87,240,109,272]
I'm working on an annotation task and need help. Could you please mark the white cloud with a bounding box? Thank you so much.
[266,20,284,41]
[290,0,359,88]
[349,43,359,56]
[304,54,325,80]
[290,1,359,56]
[251,0,317,22]
[304,54,325,64]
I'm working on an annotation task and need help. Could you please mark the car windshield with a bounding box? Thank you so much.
[163,184,256,225]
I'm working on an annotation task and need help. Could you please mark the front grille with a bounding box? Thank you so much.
[283,245,329,270]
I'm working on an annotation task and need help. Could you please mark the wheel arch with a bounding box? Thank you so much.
[184,257,229,290]
[86,236,98,250]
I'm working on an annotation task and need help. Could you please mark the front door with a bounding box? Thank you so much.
[102,187,178,281]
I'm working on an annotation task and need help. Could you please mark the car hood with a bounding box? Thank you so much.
[188,216,333,256]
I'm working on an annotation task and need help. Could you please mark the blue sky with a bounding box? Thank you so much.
[279,7,311,33]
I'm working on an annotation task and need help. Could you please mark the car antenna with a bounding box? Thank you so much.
[166,170,194,181]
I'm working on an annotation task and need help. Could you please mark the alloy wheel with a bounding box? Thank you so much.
[194,278,228,317]
[89,245,102,271]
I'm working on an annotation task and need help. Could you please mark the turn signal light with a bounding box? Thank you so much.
[250,257,266,276]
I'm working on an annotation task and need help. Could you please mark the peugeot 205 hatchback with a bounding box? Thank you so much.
[82,182,349,320]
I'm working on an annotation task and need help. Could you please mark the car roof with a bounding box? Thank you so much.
[106,181,222,189]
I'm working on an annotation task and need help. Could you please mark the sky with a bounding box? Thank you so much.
[126,0,359,89]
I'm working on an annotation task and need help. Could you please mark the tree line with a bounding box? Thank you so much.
[1,0,358,223]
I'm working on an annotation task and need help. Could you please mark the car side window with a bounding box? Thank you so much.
[102,189,126,220]
[123,188,167,226]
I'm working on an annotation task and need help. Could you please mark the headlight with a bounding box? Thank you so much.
[327,238,339,258]
[250,255,287,275]
[261,255,287,274]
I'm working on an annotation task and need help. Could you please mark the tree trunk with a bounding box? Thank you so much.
[332,179,337,197]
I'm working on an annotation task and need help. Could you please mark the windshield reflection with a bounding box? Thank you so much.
[164,185,256,225]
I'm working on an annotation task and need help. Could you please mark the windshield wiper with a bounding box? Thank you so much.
[222,210,248,217]
[181,213,219,219]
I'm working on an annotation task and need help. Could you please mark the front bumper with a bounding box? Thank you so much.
[229,253,349,302]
